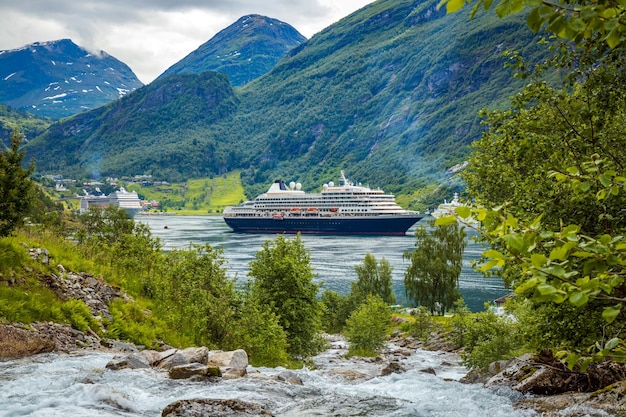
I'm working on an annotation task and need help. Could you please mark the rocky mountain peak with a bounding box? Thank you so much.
[157,15,306,86]
[0,39,143,119]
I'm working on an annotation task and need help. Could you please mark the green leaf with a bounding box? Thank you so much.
[526,8,543,33]
[602,305,621,323]
[530,253,547,268]
[599,174,612,187]
[606,27,622,48]
[480,259,500,272]
[515,277,539,293]
[549,245,569,261]
[537,284,557,295]
[544,265,565,278]
[495,0,524,17]
[605,337,620,350]
[455,206,471,219]
[580,181,591,192]
[446,0,466,13]
[568,18,587,33]
[484,249,506,259]
[434,216,457,226]
[503,233,525,252]
[569,291,589,307]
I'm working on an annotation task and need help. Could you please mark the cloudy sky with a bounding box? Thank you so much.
[0,0,375,84]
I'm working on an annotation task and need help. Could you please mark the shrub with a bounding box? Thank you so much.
[227,294,289,367]
[458,307,519,372]
[408,306,434,341]
[107,299,165,349]
[344,294,391,356]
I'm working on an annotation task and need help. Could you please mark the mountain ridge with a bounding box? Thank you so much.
[157,15,306,86]
[0,39,143,119]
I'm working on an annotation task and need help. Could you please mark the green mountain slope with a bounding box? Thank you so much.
[0,104,52,147]
[157,15,306,87]
[25,72,238,181]
[233,0,543,197]
[25,0,544,203]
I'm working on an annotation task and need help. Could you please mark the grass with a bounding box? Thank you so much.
[126,171,246,215]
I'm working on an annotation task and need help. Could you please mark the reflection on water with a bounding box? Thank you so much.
[137,215,508,312]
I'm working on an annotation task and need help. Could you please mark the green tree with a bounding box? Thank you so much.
[153,243,235,347]
[403,219,467,315]
[320,289,353,334]
[76,206,135,248]
[227,292,289,367]
[248,234,323,358]
[439,0,626,49]
[463,50,626,234]
[353,253,396,305]
[344,294,391,356]
[0,130,35,236]
[439,0,626,367]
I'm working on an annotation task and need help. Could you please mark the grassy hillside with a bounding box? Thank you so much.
[125,172,246,214]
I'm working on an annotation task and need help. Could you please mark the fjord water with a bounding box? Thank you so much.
[138,215,508,311]
[0,344,532,417]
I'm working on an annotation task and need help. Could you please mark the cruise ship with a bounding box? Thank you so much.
[79,187,143,218]
[223,171,425,235]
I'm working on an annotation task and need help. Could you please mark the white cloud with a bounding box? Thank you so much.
[0,0,374,84]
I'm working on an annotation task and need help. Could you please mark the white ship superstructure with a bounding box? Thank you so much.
[80,187,142,217]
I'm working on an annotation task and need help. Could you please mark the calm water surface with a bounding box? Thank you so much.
[138,215,507,311]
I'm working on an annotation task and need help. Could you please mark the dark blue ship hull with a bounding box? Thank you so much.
[223,215,426,235]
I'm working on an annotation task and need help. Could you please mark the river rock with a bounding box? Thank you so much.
[274,370,303,385]
[418,367,436,375]
[486,351,626,395]
[514,381,626,416]
[0,324,55,359]
[179,346,209,365]
[207,349,248,368]
[380,361,405,376]
[168,363,221,380]
[156,351,191,370]
[161,398,273,417]
[105,353,151,370]
[207,349,248,378]
[326,368,373,381]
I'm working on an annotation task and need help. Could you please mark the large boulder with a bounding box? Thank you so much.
[207,349,248,379]
[207,349,248,368]
[161,398,273,417]
[168,363,221,380]
[486,351,626,395]
[0,324,55,359]
[155,351,192,370]
[105,353,151,370]
[179,347,209,364]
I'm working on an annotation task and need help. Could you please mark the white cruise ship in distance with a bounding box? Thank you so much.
[223,171,426,235]
[79,187,142,218]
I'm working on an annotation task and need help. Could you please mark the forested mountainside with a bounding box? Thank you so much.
[24,72,238,180]
[0,39,143,119]
[157,15,307,87]
[24,0,544,202]
[0,104,51,147]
